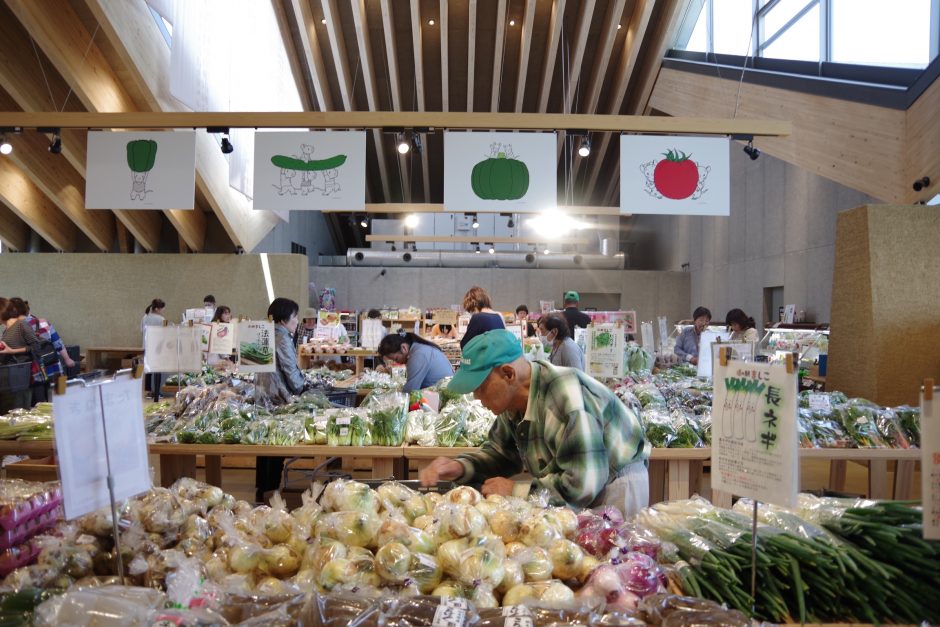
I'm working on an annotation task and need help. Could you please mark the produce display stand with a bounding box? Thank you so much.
[84,346,145,371]
[297,346,378,374]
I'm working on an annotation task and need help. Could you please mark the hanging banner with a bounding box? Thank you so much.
[620,135,730,216]
[208,322,234,355]
[85,131,196,210]
[585,323,625,379]
[237,320,276,372]
[252,131,366,210]
[194,323,211,353]
[922,383,939,539]
[144,326,203,373]
[444,131,556,213]
[712,359,799,507]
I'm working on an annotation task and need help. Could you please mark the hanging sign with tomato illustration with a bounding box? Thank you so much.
[620,136,730,216]
[445,131,556,213]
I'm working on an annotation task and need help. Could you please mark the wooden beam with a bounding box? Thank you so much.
[82,0,279,251]
[628,0,691,114]
[115,218,131,253]
[379,0,411,202]
[585,0,656,196]
[271,0,315,111]
[321,0,354,110]
[490,0,508,112]
[467,0,477,111]
[346,203,624,215]
[113,209,163,252]
[440,0,449,112]
[366,235,590,245]
[5,131,114,251]
[905,66,940,203]
[0,111,792,135]
[408,0,432,200]
[556,0,597,164]
[0,202,29,252]
[514,0,537,113]
[537,0,566,112]
[0,158,77,251]
[289,0,334,110]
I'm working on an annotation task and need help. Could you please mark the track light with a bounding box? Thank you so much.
[208,127,234,154]
[743,139,760,161]
[470,213,479,229]
[391,244,397,251]
[913,176,931,192]
[475,245,481,254]
[0,137,11,155]
[404,213,419,228]
[488,244,495,254]
[543,247,550,255]
[577,137,591,157]
[501,213,515,229]
[411,242,418,252]
[220,133,234,154]
[397,132,410,154]
[360,216,369,228]
[48,129,62,154]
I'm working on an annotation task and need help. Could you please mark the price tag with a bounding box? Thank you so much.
[336,417,351,426]
[922,385,939,539]
[808,394,832,412]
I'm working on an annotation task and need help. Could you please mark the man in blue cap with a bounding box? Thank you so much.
[419,329,649,512]
[562,291,592,339]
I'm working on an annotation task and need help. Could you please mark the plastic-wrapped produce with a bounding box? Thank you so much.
[364,391,409,446]
[320,479,379,514]
[325,409,371,447]
[302,591,380,627]
[0,480,62,533]
[32,585,166,627]
[314,511,381,548]
[378,595,478,627]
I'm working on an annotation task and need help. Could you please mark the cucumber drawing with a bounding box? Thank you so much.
[271,154,347,171]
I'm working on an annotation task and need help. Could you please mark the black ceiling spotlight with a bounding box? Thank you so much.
[474,244,481,254]
[0,127,20,155]
[743,139,760,161]
[39,127,62,154]
[501,212,514,228]
[411,242,418,252]
[396,131,410,154]
[208,127,234,154]
[470,213,480,229]
[578,136,591,158]
[360,215,369,228]
[912,176,931,192]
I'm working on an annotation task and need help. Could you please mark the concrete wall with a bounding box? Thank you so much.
[310,266,691,325]
[0,254,308,348]
[253,210,337,259]
[628,149,878,329]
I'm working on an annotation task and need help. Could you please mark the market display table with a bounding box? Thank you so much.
[297,347,378,374]
[84,346,145,371]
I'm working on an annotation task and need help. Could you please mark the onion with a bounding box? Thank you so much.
[457,547,505,588]
[548,539,584,580]
[375,542,413,583]
[502,584,536,606]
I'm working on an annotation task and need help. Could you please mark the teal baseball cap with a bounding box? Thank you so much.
[564,291,580,302]
[448,329,523,395]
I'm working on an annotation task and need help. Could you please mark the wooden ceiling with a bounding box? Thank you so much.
[0,0,692,254]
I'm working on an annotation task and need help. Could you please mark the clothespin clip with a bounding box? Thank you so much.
[719,347,729,367]
[162,320,169,327]
[133,364,145,380]
[267,315,273,322]
[54,375,67,396]
[187,320,193,327]
[925,378,935,401]
[785,353,794,374]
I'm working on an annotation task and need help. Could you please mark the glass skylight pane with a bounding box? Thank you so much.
[763,3,820,61]
[762,0,815,40]
[831,0,931,68]
[685,10,708,52]
[713,0,755,55]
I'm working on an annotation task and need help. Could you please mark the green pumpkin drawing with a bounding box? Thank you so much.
[471,143,529,200]
[127,139,158,201]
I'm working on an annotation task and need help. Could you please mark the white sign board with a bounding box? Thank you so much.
[184,307,213,324]
[144,326,203,373]
[783,304,797,324]
[194,323,211,353]
[657,316,669,351]
[208,322,235,355]
[237,320,276,373]
[444,131,556,213]
[360,318,386,350]
[252,131,366,211]
[585,323,625,379]
[808,393,832,412]
[53,377,152,519]
[620,135,730,216]
[86,131,196,210]
[696,329,733,379]
[640,321,655,355]
[712,359,799,507]
[923,385,940,539]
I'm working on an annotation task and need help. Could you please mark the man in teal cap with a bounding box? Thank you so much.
[562,291,591,339]
[419,329,649,512]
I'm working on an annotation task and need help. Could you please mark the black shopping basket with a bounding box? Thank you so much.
[0,362,32,393]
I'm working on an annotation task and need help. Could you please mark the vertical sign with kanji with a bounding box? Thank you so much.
[711,359,799,507]
[237,320,276,373]
[585,323,625,379]
[922,383,939,539]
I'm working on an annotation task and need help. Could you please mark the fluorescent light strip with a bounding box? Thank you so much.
[260,253,275,304]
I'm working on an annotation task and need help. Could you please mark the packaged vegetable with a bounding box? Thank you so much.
[364,392,409,446]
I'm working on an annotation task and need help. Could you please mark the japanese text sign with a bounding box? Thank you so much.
[237,320,276,373]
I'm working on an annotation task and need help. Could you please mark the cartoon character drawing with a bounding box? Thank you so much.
[322,168,341,194]
[127,139,157,201]
[270,144,347,197]
[275,168,298,196]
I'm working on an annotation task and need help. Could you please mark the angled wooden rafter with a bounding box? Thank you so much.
[490,0,508,112]
[514,0,537,113]
[289,0,334,111]
[440,0,449,112]
[408,0,432,201]
[379,0,411,202]
[0,158,77,251]
[537,0,566,113]
[0,202,29,252]
[467,0,477,112]
[556,0,597,163]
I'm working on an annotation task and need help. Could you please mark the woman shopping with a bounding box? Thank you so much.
[674,306,712,365]
[0,298,41,412]
[537,313,585,371]
[460,286,505,348]
[141,298,167,402]
[378,331,454,393]
[726,308,759,343]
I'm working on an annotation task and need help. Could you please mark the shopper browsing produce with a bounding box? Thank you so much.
[537,313,585,371]
[428,322,457,339]
[211,305,232,323]
[725,308,759,343]
[460,286,505,348]
[420,329,649,512]
[514,304,537,338]
[673,306,712,365]
[0,298,41,412]
[141,298,166,402]
[378,331,454,393]
[562,291,592,339]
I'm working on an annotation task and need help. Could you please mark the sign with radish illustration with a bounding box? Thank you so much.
[620,135,730,216]
[444,131,555,213]
[252,131,365,211]
[711,358,799,507]
[85,131,196,209]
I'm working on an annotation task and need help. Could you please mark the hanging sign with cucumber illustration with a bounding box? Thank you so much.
[253,131,366,211]
[85,131,196,210]
[711,358,799,507]
[444,131,556,213]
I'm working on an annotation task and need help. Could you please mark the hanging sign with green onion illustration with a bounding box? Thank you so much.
[252,131,366,211]
[85,131,196,209]
[444,131,556,213]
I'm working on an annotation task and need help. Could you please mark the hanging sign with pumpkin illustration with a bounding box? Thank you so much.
[86,131,197,210]
[620,135,730,216]
[444,131,556,213]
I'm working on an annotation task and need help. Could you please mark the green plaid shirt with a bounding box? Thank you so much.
[456,361,648,507]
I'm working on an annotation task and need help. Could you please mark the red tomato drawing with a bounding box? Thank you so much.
[653,150,699,200]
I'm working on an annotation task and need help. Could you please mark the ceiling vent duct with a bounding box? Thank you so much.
[345,250,623,270]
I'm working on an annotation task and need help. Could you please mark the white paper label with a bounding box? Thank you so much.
[336,417,351,426]
[433,597,469,626]
[502,606,532,617]
[339,428,349,437]
[711,360,799,507]
[502,617,534,627]
[922,389,939,539]
[856,416,869,425]
[808,394,832,412]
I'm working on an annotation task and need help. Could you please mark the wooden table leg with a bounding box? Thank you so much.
[393,457,407,480]
[204,455,222,487]
[689,460,704,497]
[372,458,394,479]
[868,459,889,499]
[893,460,916,499]
[356,356,365,375]
[648,460,666,505]
[711,489,733,508]
[828,460,847,492]
[668,460,692,501]
[159,454,197,487]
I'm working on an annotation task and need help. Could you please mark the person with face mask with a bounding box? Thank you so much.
[418,330,649,513]
[537,312,584,371]
[674,306,712,366]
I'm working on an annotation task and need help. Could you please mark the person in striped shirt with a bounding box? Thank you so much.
[419,329,650,513]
